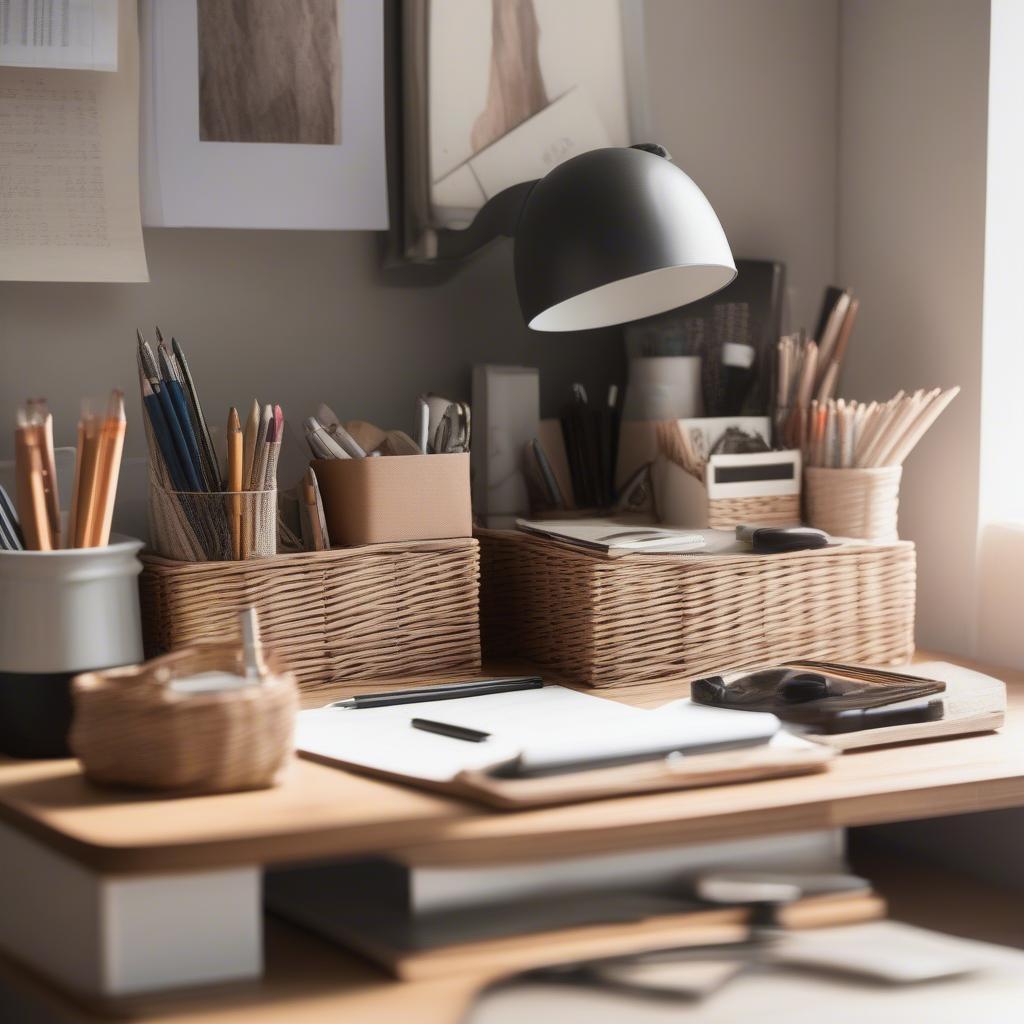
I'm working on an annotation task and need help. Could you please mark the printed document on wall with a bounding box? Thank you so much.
[0,0,147,281]
[0,0,118,72]
[140,0,388,229]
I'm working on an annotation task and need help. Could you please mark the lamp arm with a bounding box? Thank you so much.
[434,179,537,261]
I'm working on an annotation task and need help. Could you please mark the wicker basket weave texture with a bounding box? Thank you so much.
[706,494,800,530]
[804,466,902,542]
[140,539,482,693]
[479,531,915,687]
[71,644,297,793]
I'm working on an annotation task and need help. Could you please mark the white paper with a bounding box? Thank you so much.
[432,87,611,224]
[0,0,117,71]
[0,0,147,282]
[140,0,388,229]
[296,686,778,784]
[428,0,630,227]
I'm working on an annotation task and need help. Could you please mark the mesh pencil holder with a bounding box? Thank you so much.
[148,476,277,562]
[804,466,902,543]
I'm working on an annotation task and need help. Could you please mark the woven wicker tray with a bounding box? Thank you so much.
[141,539,481,694]
[479,530,915,688]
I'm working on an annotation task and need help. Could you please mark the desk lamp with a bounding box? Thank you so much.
[436,143,736,332]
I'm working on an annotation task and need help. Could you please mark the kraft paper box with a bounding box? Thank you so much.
[313,454,472,546]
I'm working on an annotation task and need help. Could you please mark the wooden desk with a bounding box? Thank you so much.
[0,655,1021,874]
[0,653,1021,1024]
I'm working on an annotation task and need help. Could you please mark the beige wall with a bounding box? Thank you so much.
[837,0,990,655]
[0,1,841,528]
[644,0,839,332]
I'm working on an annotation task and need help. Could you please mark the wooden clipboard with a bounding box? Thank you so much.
[300,736,833,810]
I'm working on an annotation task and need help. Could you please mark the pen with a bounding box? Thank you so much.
[411,718,491,743]
[158,340,207,491]
[170,334,222,489]
[139,331,202,492]
[330,675,543,710]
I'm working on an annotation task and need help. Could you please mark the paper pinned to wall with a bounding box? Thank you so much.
[0,0,118,72]
[0,0,147,282]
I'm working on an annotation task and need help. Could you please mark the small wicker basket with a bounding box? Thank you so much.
[70,643,297,793]
[804,466,902,542]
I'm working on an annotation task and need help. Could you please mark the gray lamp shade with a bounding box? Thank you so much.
[513,147,736,332]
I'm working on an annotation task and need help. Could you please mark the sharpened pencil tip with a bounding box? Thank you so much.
[154,326,164,343]
[136,328,146,346]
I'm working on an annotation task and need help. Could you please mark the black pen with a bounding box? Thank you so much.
[411,718,491,743]
[329,675,543,710]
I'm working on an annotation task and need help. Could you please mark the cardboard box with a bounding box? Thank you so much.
[313,454,472,546]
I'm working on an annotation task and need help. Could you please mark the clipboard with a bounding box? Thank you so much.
[295,685,833,809]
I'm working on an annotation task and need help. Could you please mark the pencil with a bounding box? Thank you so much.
[73,403,102,548]
[242,399,260,494]
[33,402,60,547]
[227,407,243,561]
[887,386,960,466]
[250,404,272,492]
[303,468,325,551]
[89,390,127,547]
[14,411,52,551]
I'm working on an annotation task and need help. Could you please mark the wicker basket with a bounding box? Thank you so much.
[707,494,800,529]
[140,539,481,694]
[479,530,915,687]
[804,466,902,542]
[70,643,297,793]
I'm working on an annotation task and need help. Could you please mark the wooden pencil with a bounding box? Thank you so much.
[887,387,960,466]
[227,407,243,561]
[89,390,127,547]
[14,412,52,551]
[73,405,102,548]
[303,468,325,552]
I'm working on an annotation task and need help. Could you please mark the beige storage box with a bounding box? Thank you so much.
[313,453,472,546]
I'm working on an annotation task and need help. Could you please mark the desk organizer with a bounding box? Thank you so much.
[479,530,915,687]
[149,479,277,561]
[804,466,902,542]
[140,538,481,693]
[71,643,297,794]
[313,453,472,546]
[654,452,801,529]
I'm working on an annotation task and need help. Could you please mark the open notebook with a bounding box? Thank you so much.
[296,685,832,808]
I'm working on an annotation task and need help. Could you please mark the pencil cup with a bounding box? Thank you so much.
[149,478,277,561]
[804,466,902,542]
[0,535,144,758]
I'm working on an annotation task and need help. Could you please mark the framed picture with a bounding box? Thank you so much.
[386,0,648,265]
[141,0,389,230]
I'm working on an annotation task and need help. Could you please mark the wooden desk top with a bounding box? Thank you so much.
[0,653,1021,874]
